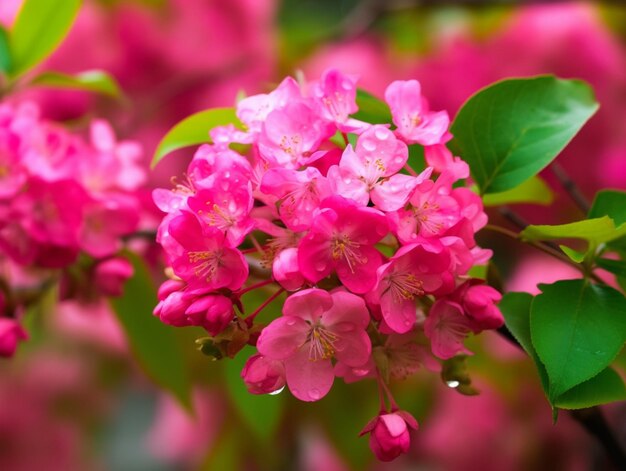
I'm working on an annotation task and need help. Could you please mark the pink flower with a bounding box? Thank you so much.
[184,293,234,336]
[187,170,254,247]
[93,257,134,297]
[456,281,504,330]
[260,166,332,231]
[360,410,418,462]
[167,212,248,292]
[385,80,450,146]
[329,126,427,211]
[298,196,388,294]
[241,354,286,395]
[272,247,305,291]
[258,101,333,169]
[424,144,469,181]
[374,241,452,333]
[0,318,27,357]
[257,288,371,401]
[424,300,473,359]
[310,68,359,126]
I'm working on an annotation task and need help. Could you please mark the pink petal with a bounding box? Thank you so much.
[285,347,335,402]
[283,288,333,323]
[257,316,310,361]
[336,245,382,294]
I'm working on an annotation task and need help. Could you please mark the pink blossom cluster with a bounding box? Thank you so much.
[0,101,145,357]
[153,69,503,462]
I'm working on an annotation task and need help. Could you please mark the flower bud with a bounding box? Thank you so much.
[360,410,418,462]
[241,354,285,395]
[185,294,233,336]
[272,247,304,291]
[462,284,503,330]
[94,257,134,297]
[0,318,27,357]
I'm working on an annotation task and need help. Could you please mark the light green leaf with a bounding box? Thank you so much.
[450,76,598,194]
[531,280,626,400]
[8,0,81,78]
[482,176,554,207]
[110,253,191,408]
[559,245,586,263]
[353,89,392,124]
[500,292,549,393]
[521,216,626,245]
[554,367,626,409]
[223,345,284,442]
[30,70,122,97]
[152,107,241,168]
[0,26,11,73]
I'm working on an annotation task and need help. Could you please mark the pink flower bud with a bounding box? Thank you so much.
[94,257,134,297]
[241,354,286,395]
[185,294,233,336]
[462,284,503,330]
[0,318,27,357]
[272,247,304,291]
[360,411,418,462]
[157,279,186,301]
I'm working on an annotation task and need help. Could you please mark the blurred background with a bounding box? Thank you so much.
[1,0,625,469]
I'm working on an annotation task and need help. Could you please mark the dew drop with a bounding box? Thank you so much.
[315,261,328,271]
[308,388,321,400]
[286,318,297,326]
[361,139,376,152]
[404,320,413,327]
[374,128,389,140]
[446,380,460,388]
[353,368,370,377]
[269,386,285,395]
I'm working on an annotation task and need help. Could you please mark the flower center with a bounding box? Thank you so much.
[386,272,424,301]
[413,201,443,235]
[308,325,337,361]
[188,250,221,282]
[331,234,366,273]
[199,203,236,231]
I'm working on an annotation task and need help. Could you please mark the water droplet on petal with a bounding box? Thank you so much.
[404,320,413,327]
[309,388,321,400]
[375,128,389,140]
[446,380,460,388]
[270,386,285,395]
[315,261,328,271]
[286,318,296,326]
[353,368,370,377]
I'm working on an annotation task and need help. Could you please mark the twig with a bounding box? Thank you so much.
[550,162,591,214]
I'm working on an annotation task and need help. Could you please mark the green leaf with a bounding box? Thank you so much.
[223,345,284,442]
[554,367,626,409]
[500,292,549,392]
[353,89,392,124]
[30,70,122,97]
[521,216,626,245]
[589,189,626,224]
[559,245,586,263]
[0,26,11,73]
[596,258,626,278]
[482,175,554,207]
[152,107,241,168]
[110,253,191,408]
[8,0,81,78]
[449,76,598,194]
[531,280,626,400]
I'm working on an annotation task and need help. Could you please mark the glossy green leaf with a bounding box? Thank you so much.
[110,253,191,408]
[224,345,284,442]
[0,26,11,73]
[353,89,392,124]
[554,367,626,409]
[482,176,554,207]
[521,216,626,245]
[589,189,626,224]
[450,76,598,194]
[152,107,241,168]
[500,292,549,393]
[531,280,626,400]
[8,0,81,77]
[31,70,122,97]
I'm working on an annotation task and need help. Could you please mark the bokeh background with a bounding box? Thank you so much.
[1,1,625,469]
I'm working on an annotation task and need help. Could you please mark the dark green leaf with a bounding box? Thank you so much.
[110,253,192,408]
[152,108,241,168]
[555,367,626,409]
[596,258,626,278]
[353,89,392,124]
[589,189,626,224]
[531,280,626,400]
[0,26,11,73]
[450,76,598,194]
[223,345,284,442]
[482,176,554,207]
[31,70,122,97]
[500,292,549,392]
[8,0,81,77]
[521,216,626,245]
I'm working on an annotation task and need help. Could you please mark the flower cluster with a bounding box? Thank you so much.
[153,69,504,462]
[0,101,145,357]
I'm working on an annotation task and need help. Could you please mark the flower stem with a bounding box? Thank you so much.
[246,288,285,326]
[239,279,275,295]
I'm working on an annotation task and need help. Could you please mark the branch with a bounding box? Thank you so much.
[550,162,591,214]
